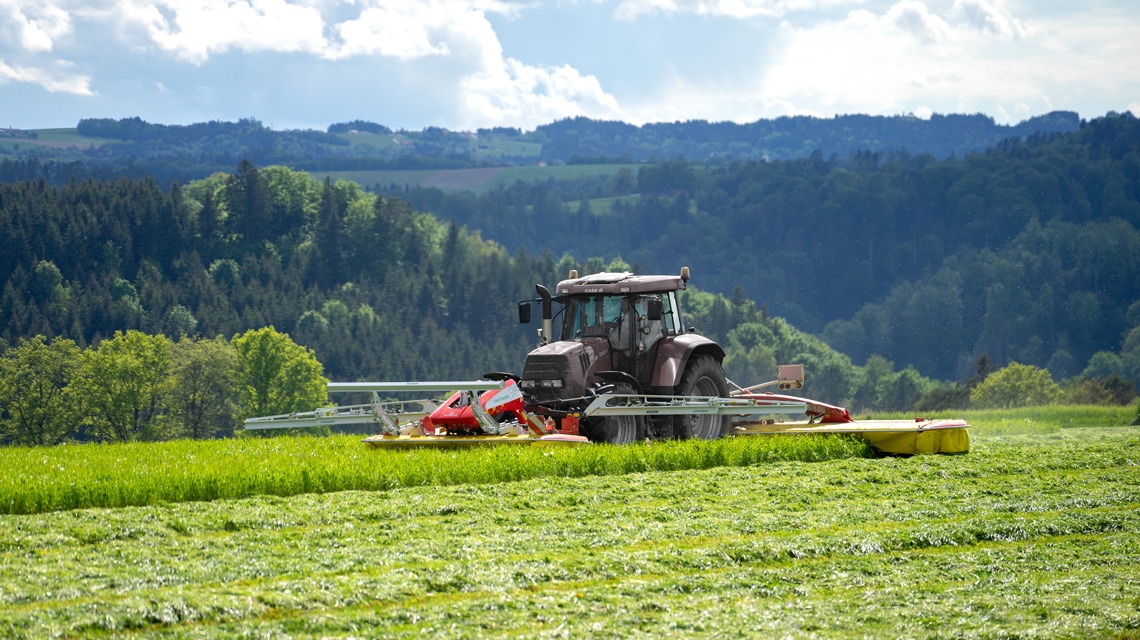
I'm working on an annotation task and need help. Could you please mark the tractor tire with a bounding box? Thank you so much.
[585,382,645,444]
[674,355,731,440]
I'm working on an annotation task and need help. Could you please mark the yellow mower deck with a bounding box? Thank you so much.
[733,418,970,455]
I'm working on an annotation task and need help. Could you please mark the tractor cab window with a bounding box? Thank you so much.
[661,292,680,335]
[563,295,625,341]
[564,294,672,348]
[630,295,665,356]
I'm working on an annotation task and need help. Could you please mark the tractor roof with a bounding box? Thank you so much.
[556,271,687,296]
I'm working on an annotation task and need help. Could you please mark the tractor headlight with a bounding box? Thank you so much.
[539,379,564,388]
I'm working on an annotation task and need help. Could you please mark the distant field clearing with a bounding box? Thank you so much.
[310,164,635,193]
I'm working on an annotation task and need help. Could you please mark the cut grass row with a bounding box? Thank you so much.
[0,425,1136,637]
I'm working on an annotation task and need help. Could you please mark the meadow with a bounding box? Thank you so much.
[0,407,1137,638]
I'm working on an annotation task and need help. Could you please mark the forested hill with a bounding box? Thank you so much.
[1,111,1080,188]
[0,161,875,410]
[0,164,551,384]
[378,113,1140,383]
[534,111,1080,163]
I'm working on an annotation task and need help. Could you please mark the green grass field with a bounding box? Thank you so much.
[0,433,870,515]
[1,408,1137,638]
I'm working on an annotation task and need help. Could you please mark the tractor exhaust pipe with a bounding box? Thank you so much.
[536,284,554,345]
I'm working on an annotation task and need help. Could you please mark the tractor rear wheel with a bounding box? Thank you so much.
[585,382,645,444]
[674,355,731,440]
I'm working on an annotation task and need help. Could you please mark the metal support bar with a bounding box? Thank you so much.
[581,394,810,418]
[328,381,502,394]
[243,399,439,430]
[729,364,805,394]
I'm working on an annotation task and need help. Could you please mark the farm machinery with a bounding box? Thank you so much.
[245,268,969,455]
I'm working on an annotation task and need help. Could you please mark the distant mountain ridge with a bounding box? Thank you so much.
[1,111,1084,187]
[534,111,1082,163]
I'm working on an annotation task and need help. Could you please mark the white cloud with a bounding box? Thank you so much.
[120,0,328,64]
[1,0,622,128]
[3,0,1136,130]
[613,0,857,21]
[950,0,1023,38]
[369,2,624,128]
[736,0,1096,122]
[1,1,73,53]
[461,57,624,128]
[0,58,93,94]
[330,4,451,59]
[886,0,952,44]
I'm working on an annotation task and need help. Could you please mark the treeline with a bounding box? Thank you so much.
[534,111,1081,163]
[0,328,329,446]
[377,113,1140,383]
[3,111,1086,190]
[0,162,567,383]
[77,117,346,147]
[684,286,1136,412]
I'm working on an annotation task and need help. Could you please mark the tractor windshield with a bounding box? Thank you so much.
[562,295,625,341]
[561,293,678,342]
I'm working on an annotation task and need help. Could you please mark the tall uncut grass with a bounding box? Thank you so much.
[858,404,1134,436]
[0,433,871,515]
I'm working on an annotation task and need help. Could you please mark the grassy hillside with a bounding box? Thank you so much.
[0,410,1136,637]
[309,163,635,193]
[0,128,113,154]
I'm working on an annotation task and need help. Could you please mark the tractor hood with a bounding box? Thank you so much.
[520,338,610,401]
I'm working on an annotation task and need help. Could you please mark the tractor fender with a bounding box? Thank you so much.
[651,336,726,390]
[592,370,642,394]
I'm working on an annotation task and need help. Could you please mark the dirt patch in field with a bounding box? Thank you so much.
[420,167,508,190]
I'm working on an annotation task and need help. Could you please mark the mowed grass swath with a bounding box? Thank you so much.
[0,425,1136,638]
[0,432,872,515]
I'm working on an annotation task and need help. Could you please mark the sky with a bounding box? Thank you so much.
[1,0,1138,132]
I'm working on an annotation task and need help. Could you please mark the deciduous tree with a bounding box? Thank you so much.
[232,327,328,421]
[165,337,239,439]
[0,335,81,446]
[71,330,174,442]
[970,362,1061,409]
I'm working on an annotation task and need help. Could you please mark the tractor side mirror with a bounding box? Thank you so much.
[518,302,532,324]
[646,298,663,321]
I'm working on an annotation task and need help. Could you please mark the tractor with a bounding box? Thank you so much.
[516,267,731,444]
[244,267,969,455]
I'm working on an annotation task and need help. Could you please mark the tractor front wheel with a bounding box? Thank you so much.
[585,382,645,444]
[674,355,731,440]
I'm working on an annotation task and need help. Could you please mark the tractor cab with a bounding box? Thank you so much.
[560,290,671,388]
[517,267,730,443]
[517,268,723,401]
